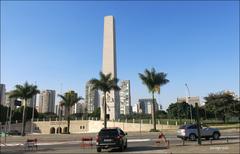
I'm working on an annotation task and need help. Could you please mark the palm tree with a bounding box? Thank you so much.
[139,68,169,131]
[58,91,83,134]
[89,72,120,128]
[9,82,40,136]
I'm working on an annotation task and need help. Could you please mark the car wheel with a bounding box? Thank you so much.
[97,147,101,152]
[212,132,220,140]
[189,134,196,141]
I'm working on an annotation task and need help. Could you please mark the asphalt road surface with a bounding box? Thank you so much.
[1,130,239,154]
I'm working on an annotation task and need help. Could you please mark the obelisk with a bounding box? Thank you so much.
[102,15,120,120]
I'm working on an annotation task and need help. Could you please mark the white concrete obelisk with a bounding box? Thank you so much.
[101,15,120,120]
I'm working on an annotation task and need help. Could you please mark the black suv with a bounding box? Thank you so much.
[96,127,127,152]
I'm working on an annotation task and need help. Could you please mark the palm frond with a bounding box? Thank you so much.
[139,68,169,93]
[89,71,120,93]
[9,82,39,99]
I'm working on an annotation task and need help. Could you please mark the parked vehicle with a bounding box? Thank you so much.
[96,127,127,152]
[8,130,21,136]
[177,124,221,141]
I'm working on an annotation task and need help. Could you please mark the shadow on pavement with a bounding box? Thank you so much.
[106,146,168,152]
[1,147,56,154]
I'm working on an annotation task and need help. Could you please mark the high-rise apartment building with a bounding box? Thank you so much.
[0,84,6,106]
[38,90,55,113]
[26,95,37,108]
[85,81,99,113]
[138,98,158,114]
[119,80,131,115]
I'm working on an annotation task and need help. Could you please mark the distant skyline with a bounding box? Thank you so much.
[1,1,239,110]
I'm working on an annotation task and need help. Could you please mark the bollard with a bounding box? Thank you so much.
[167,121,169,125]
[167,140,170,148]
[175,121,178,126]
[133,119,135,123]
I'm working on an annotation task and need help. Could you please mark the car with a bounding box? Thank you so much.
[96,127,127,152]
[177,124,221,141]
[8,130,21,136]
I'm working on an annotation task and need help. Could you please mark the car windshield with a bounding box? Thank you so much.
[99,129,118,137]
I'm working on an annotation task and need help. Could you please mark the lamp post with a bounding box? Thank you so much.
[30,95,36,134]
[185,83,192,123]
[8,102,12,132]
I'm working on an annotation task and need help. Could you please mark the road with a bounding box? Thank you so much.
[1,129,239,154]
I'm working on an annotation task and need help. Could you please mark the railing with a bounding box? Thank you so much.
[30,118,239,126]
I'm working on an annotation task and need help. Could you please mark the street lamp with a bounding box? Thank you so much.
[31,95,36,134]
[185,83,192,123]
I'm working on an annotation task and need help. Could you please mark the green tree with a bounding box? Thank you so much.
[156,110,168,119]
[37,112,57,119]
[89,72,120,128]
[167,102,191,120]
[9,82,39,136]
[139,68,169,131]
[12,106,38,122]
[204,91,240,122]
[89,107,100,119]
[0,104,8,123]
[58,91,83,134]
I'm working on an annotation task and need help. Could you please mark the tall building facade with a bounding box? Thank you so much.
[5,92,16,110]
[101,15,120,120]
[119,80,131,115]
[138,99,158,114]
[38,90,55,113]
[177,96,200,106]
[85,81,99,113]
[0,84,6,106]
[57,91,82,116]
[26,95,37,108]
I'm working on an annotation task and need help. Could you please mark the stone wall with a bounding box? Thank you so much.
[0,120,178,134]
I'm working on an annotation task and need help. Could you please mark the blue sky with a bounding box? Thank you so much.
[1,1,239,110]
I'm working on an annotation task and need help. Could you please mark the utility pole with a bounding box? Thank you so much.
[185,83,192,123]
[8,102,12,132]
[195,103,202,145]
[31,81,37,134]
